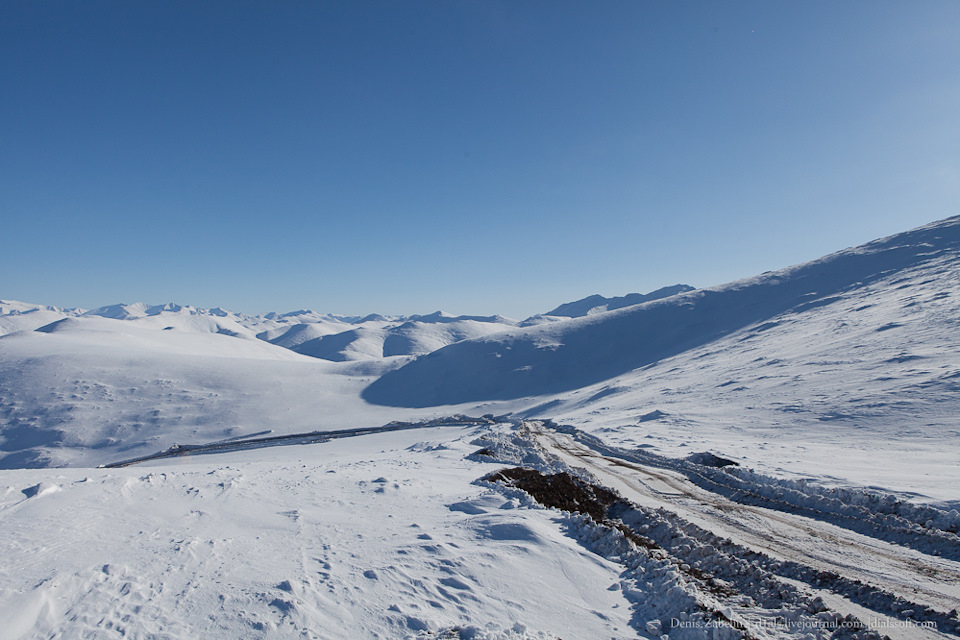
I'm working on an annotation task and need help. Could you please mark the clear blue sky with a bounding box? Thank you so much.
[3,1,959,318]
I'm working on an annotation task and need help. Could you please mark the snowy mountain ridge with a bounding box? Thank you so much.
[4,287,695,363]
[3,215,960,498]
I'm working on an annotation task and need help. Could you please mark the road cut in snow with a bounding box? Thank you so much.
[528,422,960,638]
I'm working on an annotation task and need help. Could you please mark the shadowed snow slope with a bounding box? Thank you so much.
[363,215,960,408]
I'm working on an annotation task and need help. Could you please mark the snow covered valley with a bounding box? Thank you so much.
[3,217,960,638]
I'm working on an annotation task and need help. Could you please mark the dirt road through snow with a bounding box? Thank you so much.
[532,423,960,638]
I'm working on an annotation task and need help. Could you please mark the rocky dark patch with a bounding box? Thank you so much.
[483,467,623,523]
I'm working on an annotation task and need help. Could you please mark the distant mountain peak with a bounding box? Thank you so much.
[357,313,390,323]
[83,302,149,320]
[546,284,696,318]
[146,302,190,315]
[0,300,85,316]
[82,302,201,320]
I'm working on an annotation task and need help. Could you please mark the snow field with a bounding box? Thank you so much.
[0,425,639,639]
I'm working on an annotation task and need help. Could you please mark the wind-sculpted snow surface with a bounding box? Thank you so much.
[0,424,645,639]
[364,215,960,406]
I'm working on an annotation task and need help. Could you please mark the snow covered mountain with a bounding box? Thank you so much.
[4,217,960,640]
[4,216,960,496]
[0,300,520,467]
[364,216,960,403]
[0,312,429,468]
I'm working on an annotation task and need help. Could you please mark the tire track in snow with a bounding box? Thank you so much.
[557,438,960,599]
[529,424,960,637]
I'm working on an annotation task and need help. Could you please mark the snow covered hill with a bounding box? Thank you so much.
[511,240,960,500]
[359,216,960,500]
[364,216,960,407]
[0,312,441,469]
[0,300,83,336]
[5,216,960,500]
[0,299,520,468]
[260,312,519,362]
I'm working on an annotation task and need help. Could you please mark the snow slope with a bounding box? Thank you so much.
[5,216,960,504]
[365,216,960,408]
[513,244,960,501]
[0,304,516,468]
[5,216,960,502]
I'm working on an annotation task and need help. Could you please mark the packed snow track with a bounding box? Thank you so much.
[519,421,960,639]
